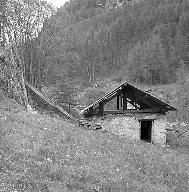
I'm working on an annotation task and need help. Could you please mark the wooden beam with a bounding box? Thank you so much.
[81,83,127,113]
[117,96,120,110]
[127,99,140,109]
[107,109,162,114]
[123,86,154,109]
[89,109,163,116]
[90,90,121,112]
[25,80,74,119]
[125,90,156,109]
[122,86,127,110]
[98,102,104,116]
[138,98,156,109]
[103,90,122,104]
[89,92,140,113]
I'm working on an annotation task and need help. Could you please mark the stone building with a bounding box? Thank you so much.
[81,82,176,146]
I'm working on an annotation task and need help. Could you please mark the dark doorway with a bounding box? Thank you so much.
[140,120,152,142]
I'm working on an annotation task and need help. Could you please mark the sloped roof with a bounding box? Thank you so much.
[81,82,177,115]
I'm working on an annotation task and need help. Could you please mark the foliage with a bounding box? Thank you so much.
[0,0,54,46]
[2,0,189,87]
[0,0,54,89]
[175,60,189,122]
[23,0,189,87]
[53,82,76,105]
[0,45,28,107]
[176,60,186,87]
[127,34,170,84]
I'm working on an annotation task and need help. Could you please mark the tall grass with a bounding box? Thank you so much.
[0,104,189,192]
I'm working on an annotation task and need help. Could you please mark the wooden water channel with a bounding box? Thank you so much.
[25,80,79,120]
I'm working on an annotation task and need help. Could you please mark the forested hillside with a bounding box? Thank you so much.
[2,0,189,104]
[1,1,189,191]
[29,0,189,86]
[1,0,189,122]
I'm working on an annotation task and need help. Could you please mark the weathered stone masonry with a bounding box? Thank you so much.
[89,113,167,146]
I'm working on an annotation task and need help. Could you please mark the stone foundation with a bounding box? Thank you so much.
[85,113,167,146]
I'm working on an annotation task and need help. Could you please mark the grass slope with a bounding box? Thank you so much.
[0,93,189,192]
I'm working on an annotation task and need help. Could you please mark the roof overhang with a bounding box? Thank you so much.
[81,82,177,117]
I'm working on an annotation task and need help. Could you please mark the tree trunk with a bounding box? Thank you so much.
[88,61,92,83]
[21,72,29,109]
[10,45,28,109]
[92,61,95,83]
[30,51,33,84]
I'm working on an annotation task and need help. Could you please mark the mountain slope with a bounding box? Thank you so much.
[0,92,189,191]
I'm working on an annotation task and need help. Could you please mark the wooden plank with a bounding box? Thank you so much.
[25,80,54,105]
[84,90,121,113]
[25,80,74,119]
[81,82,127,113]
[117,95,119,110]
[125,89,155,109]
[104,91,121,104]
[88,109,163,116]
[85,94,140,115]
[138,97,156,108]
[126,83,177,111]
[123,86,127,110]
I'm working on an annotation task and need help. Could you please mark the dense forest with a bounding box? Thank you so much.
[30,0,189,87]
[0,0,188,87]
[1,0,189,89]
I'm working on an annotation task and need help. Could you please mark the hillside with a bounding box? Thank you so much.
[1,0,189,191]
[25,0,189,87]
[0,91,189,192]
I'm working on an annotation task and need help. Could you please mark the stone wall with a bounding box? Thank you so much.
[87,113,167,146]
[152,115,167,146]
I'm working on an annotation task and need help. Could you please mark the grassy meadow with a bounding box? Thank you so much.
[0,93,189,192]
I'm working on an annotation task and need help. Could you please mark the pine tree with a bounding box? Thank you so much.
[175,60,189,122]
[176,60,185,87]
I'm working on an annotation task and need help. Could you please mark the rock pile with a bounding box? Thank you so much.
[78,119,103,131]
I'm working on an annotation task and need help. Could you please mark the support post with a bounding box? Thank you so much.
[117,95,119,110]
[122,87,127,110]
[99,101,104,116]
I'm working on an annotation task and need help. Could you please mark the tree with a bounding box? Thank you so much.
[0,45,28,108]
[176,60,185,88]
[175,60,189,122]
[29,0,189,90]
[127,34,170,84]
[175,11,189,65]
[0,0,54,90]
[0,0,7,47]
